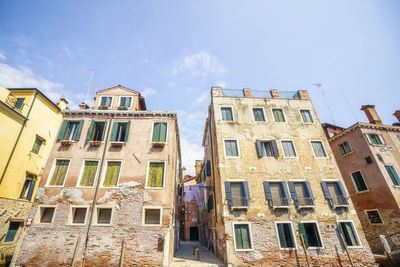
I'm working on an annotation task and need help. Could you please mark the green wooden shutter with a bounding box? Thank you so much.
[110,122,119,141]
[225,181,232,209]
[101,97,107,106]
[103,162,121,187]
[74,120,84,141]
[271,140,279,157]
[26,179,36,201]
[256,140,263,157]
[235,225,243,249]
[4,222,19,242]
[101,120,108,141]
[241,225,250,249]
[385,165,400,186]
[57,120,69,141]
[160,123,167,142]
[124,121,131,142]
[148,162,164,187]
[298,223,309,248]
[87,120,95,141]
[152,123,161,142]
[277,223,287,248]
[120,97,126,107]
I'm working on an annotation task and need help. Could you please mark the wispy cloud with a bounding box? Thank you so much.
[216,81,227,88]
[196,92,208,104]
[180,137,204,175]
[171,51,228,76]
[0,52,6,61]
[142,87,158,97]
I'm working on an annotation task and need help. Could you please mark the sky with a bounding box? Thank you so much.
[1,1,399,174]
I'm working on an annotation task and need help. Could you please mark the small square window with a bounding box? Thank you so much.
[299,222,322,248]
[31,137,43,155]
[234,224,252,250]
[4,222,21,243]
[40,207,55,223]
[311,141,327,157]
[221,107,233,121]
[366,133,384,145]
[272,109,285,122]
[100,96,113,107]
[281,141,296,157]
[143,208,161,225]
[276,222,295,248]
[72,207,87,224]
[351,171,368,192]
[252,108,265,122]
[339,141,352,155]
[338,221,360,247]
[385,165,400,186]
[366,210,383,224]
[300,110,313,123]
[97,208,112,224]
[224,140,239,157]
[103,161,121,187]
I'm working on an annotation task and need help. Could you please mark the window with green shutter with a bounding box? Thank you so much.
[224,140,239,157]
[276,223,295,248]
[281,141,296,157]
[252,108,265,121]
[272,109,285,122]
[367,133,384,145]
[221,107,233,121]
[87,121,107,141]
[31,137,43,154]
[351,171,368,191]
[111,121,130,142]
[49,159,70,186]
[79,161,99,186]
[338,222,359,247]
[4,222,20,242]
[300,110,313,123]
[147,162,165,188]
[19,174,36,201]
[311,141,327,157]
[58,120,84,141]
[234,224,252,250]
[103,161,121,187]
[152,122,167,143]
[298,223,322,248]
[385,165,400,186]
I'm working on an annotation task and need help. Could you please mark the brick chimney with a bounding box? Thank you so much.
[211,87,223,97]
[57,98,68,110]
[79,102,90,110]
[243,88,251,98]
[361,105,382,125]
[393,110,400,123]
[270,89,279,98]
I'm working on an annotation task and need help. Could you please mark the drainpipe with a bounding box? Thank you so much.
[81,116,113,265]
[0,91,38,184]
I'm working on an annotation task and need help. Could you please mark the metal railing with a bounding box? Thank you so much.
[221,89,300,99]
[279,91,300,99]
[222,89,244,97]
[297,197,314,207]
[331,195,348,207]
[231,197,249,208]
[5,94,24,112]
[271,197,289,207]
[386,232,400,252]
[251,90,272,98]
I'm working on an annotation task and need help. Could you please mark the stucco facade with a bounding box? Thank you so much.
[201,87,375,266]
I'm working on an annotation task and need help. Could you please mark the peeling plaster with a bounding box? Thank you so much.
[35,188,89,203]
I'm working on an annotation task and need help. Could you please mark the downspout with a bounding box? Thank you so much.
[0,91,38,184]
[82,115,113,264]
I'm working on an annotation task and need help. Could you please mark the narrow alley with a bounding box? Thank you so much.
[172,241,225,267]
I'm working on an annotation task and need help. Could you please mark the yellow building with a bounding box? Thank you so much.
[0,85,64,266]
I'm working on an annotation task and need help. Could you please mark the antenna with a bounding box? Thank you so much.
[339,88,359,122]
[83,68,95,103]
[312,83,336,125]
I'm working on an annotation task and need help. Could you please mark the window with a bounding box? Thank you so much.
[351,171,368,192]
[339,141,352,155]
[19,174,36,201]
[300,110,313,123]
[102,161,121,187]
[4,222,20,243]
[321,181,348,207]
[256,140,279,157]
[221,107,233,121]
[147,162,165,188]
[100,96,113,107]
[57,120,84,141]
[338,221,360,247]
[143,207,162,225]
[366,210,383,224]
[288,181,314,208]
[111,121,130,142]
[281,141,297,157]
[79,160,99,187]
[272,108,285,122]
[97,208,112,224]
[152,122,167,143]
[40,207,55,223]
[298,222,322,248]
[263,181,289,208]
[311,141,327,157]
[49,159,70,186]
[224,140,239,157]
[119,96,132,109]
[225,181,250,209]
[276,222,295,249]
[385,165,400,186]
[72,207,87,224]
[31,137,43,154]
[14,97,25,109]
[253,108,265,122]
[366,133,385,145]
[87,121,107,141]
[398,135,400,143]
[233,223,252,250]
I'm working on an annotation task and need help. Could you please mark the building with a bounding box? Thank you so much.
[0,86,64,267]
[179,175,200,242]
[14,85,181,266]
[323,105,400,263]
[200,87,375,266]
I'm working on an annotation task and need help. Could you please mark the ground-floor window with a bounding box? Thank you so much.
[4,222,20,242]
[233,223,252,250]
[338,221,360,247]
[276,222,295,248]
[298,222,322,248]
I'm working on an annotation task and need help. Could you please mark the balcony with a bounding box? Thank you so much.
[331,195,348,208]
[296,197,314,208]
[5,94,25,112]
[231,197,249,210]
[270,197,289,209]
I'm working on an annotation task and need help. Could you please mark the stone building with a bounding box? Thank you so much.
[200,87,375,266]
[0,86,64,267]
[14,85,181,267]
[179,176,200,242]
[323,105,400,263]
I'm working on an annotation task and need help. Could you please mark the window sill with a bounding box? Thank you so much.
[89,141,102,146]
[66,223,87,226]
[110,141,125,147]
[272,206,289,210]
[342,151,354,157]
[231,206,249,210]
[278,247,297,251]
[297,206,314,209]
[151,142,166,147]
[234,248,254,252]
[333,205,349,209]
[93,224,112,227]
[145,187,165,190]
[355,190,370,194]
[305,246,324,250]
[60,140,75,146]
[142,224,162,227]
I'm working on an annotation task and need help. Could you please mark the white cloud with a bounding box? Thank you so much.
[142,88,158,97]
[216,81,227,88]
[180,137,204,175]
[196,92,208,104]
[0,52,6,61]
[171,51,228,76]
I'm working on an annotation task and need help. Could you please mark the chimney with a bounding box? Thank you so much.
[393,110,400,123]
[211,87,223,97]
[298,90,310,100]
[79,102,90,110]
[243,88,251,98]
[361,105,382,125]
[270,89,279,98]
[57,98,68,110]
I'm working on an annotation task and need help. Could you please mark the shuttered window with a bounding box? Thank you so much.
[31,137,43,154]
[256,140,279,157]
[288,181,314,207]
[147,162,165,188]
[338,222,359,247]
[311,141,327,157]
[19,174,36,201]
[100,96,113,107]
[276,223,295,248]
[87,121,107,141]
[224,140,239,157]
[252,108,265,121]
[4,222,20,242]
[49,159,70,186]
[298,223,322,248]
[281,141,296,157]
[225,181,250,209]
[351,171,368,191]
[366,133,384,145]
[221,107,233,121]
[57,120,84,141]
[103,161,121,187]
[234,224,252,250]
[272,109,285,122]
[152,122,167,143]
[80,161,99,187]
[300,110,313,123]
[321,181,348,207]
[111,121,130,142]
[385,165,400,186]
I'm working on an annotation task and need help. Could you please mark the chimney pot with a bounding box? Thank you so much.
[79,102,90,110]
[57,98,69,110]
[243,88,251,98]
[270,89,279,98]
[361,105,382,125]
[393,110,400,123]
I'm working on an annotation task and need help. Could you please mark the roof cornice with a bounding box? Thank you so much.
[62,109,177,117]
[329,122,400,142]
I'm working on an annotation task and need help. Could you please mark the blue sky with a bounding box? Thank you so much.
[1,1,399,174]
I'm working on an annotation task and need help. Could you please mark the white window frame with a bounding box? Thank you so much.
[142,206,163,226]
[274,221,298,250]
[93,206,114,226]
[100,160,123,188]
[350,170,369,193]
[220,106,235,122]
[266,180,289,209]
[365,132,385,146]
[289,179,314,209]
[364,209,384,225]
[118,96,133,108]
[227,179,248,210]
[46,158,72,187]
[309,140,328,158]
[298,221,324,249]
[35,205,57,225]
[337,220,362,248]
[89,120,107,143]
[64,120,81,142]
[223,139,240,158]
[338,141,353,156]
[67,206,89,225]
[252,107,266,123]
[232,222,254,251]
[280,140,298,158]
[149,121,169,144]
[145,160,167,189]
[76,159,100,187]
[99,95,114,108]
[298,109,314,124]
[384,164,400,187]
[271,108,286,123]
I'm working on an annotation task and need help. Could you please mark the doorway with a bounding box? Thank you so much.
[190,226,199,241]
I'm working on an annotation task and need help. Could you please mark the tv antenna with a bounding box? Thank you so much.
[312,82,336,125]
[83,68,95,103]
